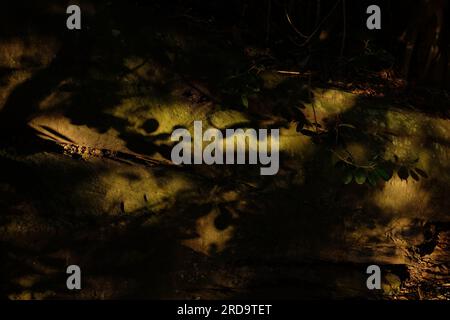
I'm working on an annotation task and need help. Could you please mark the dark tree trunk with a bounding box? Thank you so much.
[400,0,449,88]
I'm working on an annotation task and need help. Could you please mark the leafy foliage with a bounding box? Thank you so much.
[334,155,428,186]
[335,159,393,186]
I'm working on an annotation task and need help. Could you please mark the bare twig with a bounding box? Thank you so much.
[308,74,319,133]
[285,8,309,39]
[276,70,302,75]
[286,0,342,47]
[330,149,376,169]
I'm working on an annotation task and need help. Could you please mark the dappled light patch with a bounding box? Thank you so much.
[0,36,59,110]
[372,177,431,217]
[344,142,371,165]
[109,98,210,137]
[303,89,357,124]
[279,122,312,157]
[29,115,128,150]
[0,36,58,70]
[208,110,251,129]
[182,207,235,256]
[100,166,196,215]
